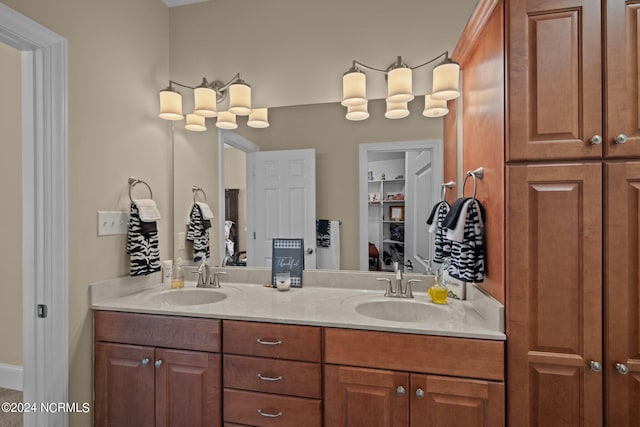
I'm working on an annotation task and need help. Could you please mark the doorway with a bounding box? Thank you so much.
[0,3,69,426]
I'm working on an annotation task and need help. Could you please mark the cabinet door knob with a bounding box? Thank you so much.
[415,388,425,399]
[588,360,602,372]
[589,134,603,145]
[141,357,150,367]
[258,409,283,418]
[616,363,629,375]
[306,248,314,254]
[614,133,628,144]
[154,359,163,369]
[396,386,406,396]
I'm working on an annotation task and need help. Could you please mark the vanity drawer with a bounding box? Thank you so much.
[223,354,321,399]
[223,389,322,427]
[95,311,221,352]
[223,320,321,362]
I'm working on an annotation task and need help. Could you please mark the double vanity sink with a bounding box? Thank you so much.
[90,268,504,340]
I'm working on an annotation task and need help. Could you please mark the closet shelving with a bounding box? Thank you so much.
[368,177,405,271]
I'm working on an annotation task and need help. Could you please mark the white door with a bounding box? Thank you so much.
[405,148,439,273]
[249,149,317,269]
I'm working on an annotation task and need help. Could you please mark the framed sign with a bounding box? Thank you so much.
[271,238,304,288]
[390,206,405,222]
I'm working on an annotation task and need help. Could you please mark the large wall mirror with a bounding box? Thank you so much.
[170,0,477,272]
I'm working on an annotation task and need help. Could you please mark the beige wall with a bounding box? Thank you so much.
[0,42,22,367]
[1,1,171,425]
[235,99,443,270]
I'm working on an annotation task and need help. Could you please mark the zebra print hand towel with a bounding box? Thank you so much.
[186,203,211,262]
[428,201,451,264]
[127,202,161,276]
[446,199,486,283]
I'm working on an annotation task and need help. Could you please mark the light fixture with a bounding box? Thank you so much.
[422,95,449,118]
[158,73,269,131]
[215,111,238,130]
[247,108,270,128]
[342,52,460,121]
[159,85,184,120]
[345,102,370,121]
[385,101,410,119]
[185,114,207,131]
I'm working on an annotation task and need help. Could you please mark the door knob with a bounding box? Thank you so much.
[415,388,425,399]
[396,386,406,396]
[615,363,629,375]
[589,134,603,145]
[154,359,163,369]
[588,361,602,372]
[306,248,314,254]
[614,133,628,144]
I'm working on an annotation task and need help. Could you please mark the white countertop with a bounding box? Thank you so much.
[90,269,505,341]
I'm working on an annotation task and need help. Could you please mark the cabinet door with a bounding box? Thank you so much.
[94,342,155,427]
[410,374,504,427]
[605,162,640,424]
[605,1,640,158]
[155,349,221,427]
[324,365,409,427]
[507,163,603,426]
[508,0,602,161]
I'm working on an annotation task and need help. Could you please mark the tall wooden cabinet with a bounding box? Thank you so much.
[451,0,640,424]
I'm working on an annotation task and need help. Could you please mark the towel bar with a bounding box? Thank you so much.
[128,177,153,202]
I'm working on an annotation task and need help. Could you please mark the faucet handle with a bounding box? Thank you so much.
[193,266,207,287]
[376,278,394,297]
[406,279,421,298]
[209,270,227,288]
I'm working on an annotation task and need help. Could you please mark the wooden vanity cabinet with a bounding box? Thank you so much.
[94,311,222,427]
[222,320,323,427]
[323,328,505,427]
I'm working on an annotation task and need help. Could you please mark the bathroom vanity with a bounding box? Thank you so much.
[91,269,505,427]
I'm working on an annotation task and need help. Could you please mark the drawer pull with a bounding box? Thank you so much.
[258,373,283,382]
[256,338,283,346]
[258,409,283,418]
[141,358,150,367]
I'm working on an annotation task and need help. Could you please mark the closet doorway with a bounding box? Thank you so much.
[358,140,442,273]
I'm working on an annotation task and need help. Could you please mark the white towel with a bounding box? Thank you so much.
[316,220,341,270]
[446,199,484,242]
[133,199,161,222]
[196,202,214,220]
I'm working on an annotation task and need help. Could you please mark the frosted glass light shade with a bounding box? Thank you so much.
[432,61,461,100]
[228,82,252,116]
[194,86,217,117]
[385,101,410,119]
[342,71,367,106]
[423,95,449,117]
[247,108,270,128]
[345,103,369,121]
[159,88,183,120]
[185,114,207,131]
[215,111,238,129]
[386,67,414,103]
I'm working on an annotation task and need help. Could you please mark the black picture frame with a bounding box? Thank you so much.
[271,238,304,288]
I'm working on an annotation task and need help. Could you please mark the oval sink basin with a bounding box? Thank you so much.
[355,300,446,323]
[148,288,227,306]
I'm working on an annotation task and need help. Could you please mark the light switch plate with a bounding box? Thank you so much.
[98,211,129,236]
[178,232,186,250]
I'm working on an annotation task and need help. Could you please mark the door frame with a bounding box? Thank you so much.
[217,130,260,266]
[0,3,69,426]
[358,140,442,271]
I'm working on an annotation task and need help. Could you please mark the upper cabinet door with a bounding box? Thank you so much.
[508,0,602,161]
[605,1,640,158]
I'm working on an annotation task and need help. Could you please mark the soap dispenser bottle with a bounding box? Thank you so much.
[171,257,184,289]
[428,269,448,304]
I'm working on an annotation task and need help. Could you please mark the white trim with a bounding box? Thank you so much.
[0,363,23,391]
[358,140,442,271]
[217,130,260,266]
[0,3,69,426]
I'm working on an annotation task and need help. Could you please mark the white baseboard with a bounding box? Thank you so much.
[0,363,23,391]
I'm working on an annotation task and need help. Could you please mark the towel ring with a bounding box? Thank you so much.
[462,167,484,200]
[440,181,455,201]
[128,177,153,202]
[192,186,207,203]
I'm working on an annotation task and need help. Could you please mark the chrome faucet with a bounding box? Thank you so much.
[376,262,421,298]
[194,261,226,288]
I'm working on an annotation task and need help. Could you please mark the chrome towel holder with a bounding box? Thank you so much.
[462,167,484,200]
[192,186,207,203]
[128,177,153,202]
[440,181,455,201]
